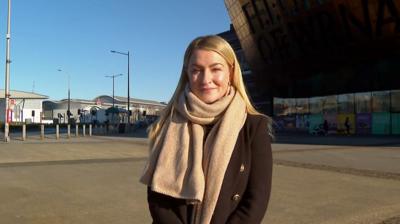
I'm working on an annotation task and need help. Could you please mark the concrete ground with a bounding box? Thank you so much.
[0,131,399,224]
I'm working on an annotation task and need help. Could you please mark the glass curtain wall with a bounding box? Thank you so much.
[273,89,399,135]
[392,90,400,134]
[372,91,391,134]
[355,92,372,134]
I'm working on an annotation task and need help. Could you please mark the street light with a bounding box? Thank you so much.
[3,0,11,142]
[105,74,123,108]
[110,50,130,124]
[58,69,71,123]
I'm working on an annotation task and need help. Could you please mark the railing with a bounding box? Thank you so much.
[0,123,140,142]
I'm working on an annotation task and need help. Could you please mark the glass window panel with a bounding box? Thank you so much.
[273,97,285,116]
[274,98,297,116]
[289,98,297,114]
[310,96,323,114]
[296,98,309,114]
[338,93,355,114]
[355,92,371,113]
[283,98,296,115]
[391,90,400,112]
[372,91,390,112]
[322,95,337,114]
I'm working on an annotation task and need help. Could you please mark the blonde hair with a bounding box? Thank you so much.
[148,35,272,145]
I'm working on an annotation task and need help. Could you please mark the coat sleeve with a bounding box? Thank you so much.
[227,117,273,224]
[147,187,187,224]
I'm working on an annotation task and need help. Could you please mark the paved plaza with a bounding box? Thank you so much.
[0,131,399,224]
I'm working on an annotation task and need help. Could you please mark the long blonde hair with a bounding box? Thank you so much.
[148,35,272,145]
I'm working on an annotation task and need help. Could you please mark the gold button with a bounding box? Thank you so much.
[232,194,240,201]
[240,164,245,172]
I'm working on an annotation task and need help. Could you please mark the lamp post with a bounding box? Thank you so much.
[3,0,11,142]
[105,74,123,108]
[110,50,130,124]
[58,69,70,123]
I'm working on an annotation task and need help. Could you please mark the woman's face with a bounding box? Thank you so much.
[187,49,231,104]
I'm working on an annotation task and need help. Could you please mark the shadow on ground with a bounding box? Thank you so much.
[94,126,148,139]
[273,132,400,147]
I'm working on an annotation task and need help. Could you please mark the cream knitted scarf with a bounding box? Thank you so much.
[140,85,247,224]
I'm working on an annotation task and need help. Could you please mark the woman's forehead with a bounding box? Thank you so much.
[188,49,229,65]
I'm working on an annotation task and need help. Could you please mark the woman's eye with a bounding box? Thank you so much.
[190,69,201,75]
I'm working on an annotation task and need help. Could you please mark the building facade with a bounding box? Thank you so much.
[0,90,48,124]
[43,95,166,124]
[218,25,266,109]
[225,0,400,135]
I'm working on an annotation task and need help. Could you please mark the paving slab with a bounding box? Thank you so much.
[0,136,148,165]
[273,144,400,175]
[0,134,399,223]
[265,165,400,224]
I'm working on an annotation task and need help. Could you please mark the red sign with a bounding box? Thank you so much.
[6,109,12,123]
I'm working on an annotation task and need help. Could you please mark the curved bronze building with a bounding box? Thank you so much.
[225,0,400,117]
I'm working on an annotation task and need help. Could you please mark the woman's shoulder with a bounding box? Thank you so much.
[244,113,272,137]
[243,114,273,142]
[245,113,271,127]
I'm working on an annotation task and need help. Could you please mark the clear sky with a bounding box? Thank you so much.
[0,0,231,103]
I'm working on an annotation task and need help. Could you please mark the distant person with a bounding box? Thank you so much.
[140,35,273,224]
[323,119,329,136]
[344,117,351,135]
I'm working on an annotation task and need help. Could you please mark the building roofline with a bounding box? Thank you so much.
[0,89,49,99]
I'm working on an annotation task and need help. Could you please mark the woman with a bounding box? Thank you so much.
[140,35,273,224]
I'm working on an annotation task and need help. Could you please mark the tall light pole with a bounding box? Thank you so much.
[110,50,130,124]
[4,0,11,142]
[105,74,123,108]
[58,69,70,123]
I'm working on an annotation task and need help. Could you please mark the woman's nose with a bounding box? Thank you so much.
[200,69,212,84]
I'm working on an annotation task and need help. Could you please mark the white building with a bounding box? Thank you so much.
[0,90,48,124]
[43,95,166,124]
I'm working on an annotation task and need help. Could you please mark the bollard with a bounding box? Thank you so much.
[67,124,71,138]
[83,125,86,137]
[40,124,45,140]
[89,124,92,136]
[22,124,26,141]
[75,124,79,137]
[56,124,60,140]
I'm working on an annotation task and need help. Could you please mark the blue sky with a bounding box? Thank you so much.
[0,0,231,102]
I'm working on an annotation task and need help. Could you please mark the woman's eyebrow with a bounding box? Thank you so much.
[189,62,224,67]
[190,63,203,68]
[210,63,224,67]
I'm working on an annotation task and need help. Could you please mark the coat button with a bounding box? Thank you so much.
[240,164,245,172]
[232,194,240,201]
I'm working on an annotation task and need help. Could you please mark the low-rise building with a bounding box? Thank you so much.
[43,95,166,124]
[0,90,48,124]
